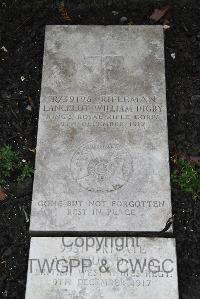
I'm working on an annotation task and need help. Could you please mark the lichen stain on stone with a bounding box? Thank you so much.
[54,40,62,50]
[45,52,77,88]
[61,57,77,80]
[67,127,77,142]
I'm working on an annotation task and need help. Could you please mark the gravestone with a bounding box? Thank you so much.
[25,25,179,298]
[25,237,179,299]
[30,25,172,233]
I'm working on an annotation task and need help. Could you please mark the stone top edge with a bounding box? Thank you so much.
[45,25,164,31]
[29,237,176,242]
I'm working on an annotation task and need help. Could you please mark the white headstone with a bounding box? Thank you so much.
[25,237,179,298]
[30,26,172,233]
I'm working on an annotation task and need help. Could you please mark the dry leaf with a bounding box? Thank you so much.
[150,5,170,22]
[189,156,200,166]
[28,148,36,153]
[58,5,72,21]
[28,96,34,107]
[0,188,7,202]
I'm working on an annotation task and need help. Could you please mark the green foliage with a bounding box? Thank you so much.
[0,145,34,187]
[0,145,18,186]
[171,158,200,200]
[18,164,34,182]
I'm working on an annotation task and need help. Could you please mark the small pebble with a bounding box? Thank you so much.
[112,11,119,16]
[163,24,170,30]
[26,105,32,111]
[171,53,176,59]
[120,16,128,23]
[1,46,7,52]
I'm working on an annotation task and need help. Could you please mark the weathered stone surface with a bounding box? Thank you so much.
[30,25,172,233]
[25,237,179,299]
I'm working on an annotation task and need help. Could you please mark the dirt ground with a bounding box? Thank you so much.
[0,0,200,298]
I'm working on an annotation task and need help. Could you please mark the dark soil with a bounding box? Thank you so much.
[0,0,200,298]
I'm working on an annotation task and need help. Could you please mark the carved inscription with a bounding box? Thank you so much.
[42,95,163,129]
[26,237,178,299]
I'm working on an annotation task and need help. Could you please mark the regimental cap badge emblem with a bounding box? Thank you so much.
[71,137,133,192]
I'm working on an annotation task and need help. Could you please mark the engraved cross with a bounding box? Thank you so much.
[84,54,123,91]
